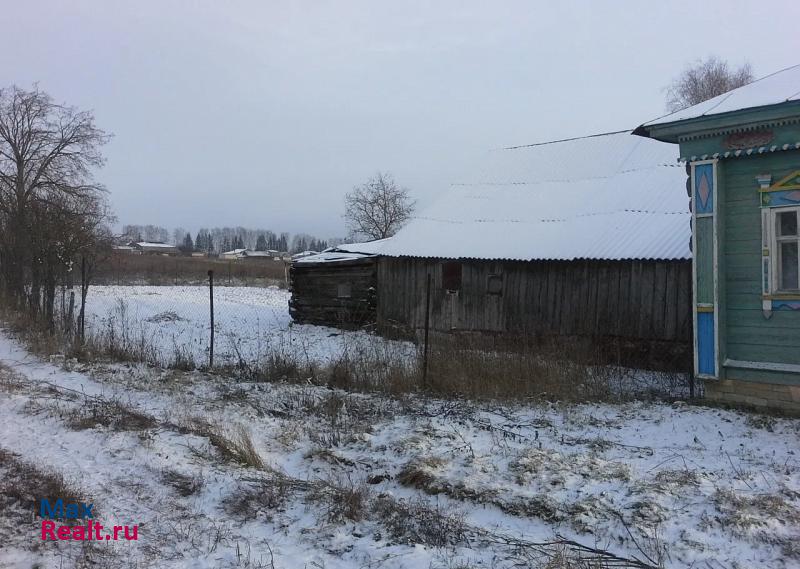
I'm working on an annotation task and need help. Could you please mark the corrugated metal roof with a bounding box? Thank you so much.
[642,64,800,127]
[380,131,690,261]
[294,239,391,264]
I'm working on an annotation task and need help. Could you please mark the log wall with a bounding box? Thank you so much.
[289,258,377,327]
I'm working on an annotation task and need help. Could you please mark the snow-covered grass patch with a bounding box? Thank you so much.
[82,285,412,369]
[0,330,797,568]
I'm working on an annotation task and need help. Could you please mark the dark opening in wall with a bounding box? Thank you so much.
[487,274,503,295]
[337,282,352,298]
[442,262,462,292]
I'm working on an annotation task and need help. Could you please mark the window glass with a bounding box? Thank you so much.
[779,210,798,237]
[780,241,799,290]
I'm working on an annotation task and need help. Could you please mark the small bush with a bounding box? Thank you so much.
[223,476,292,521]
[309,475,370,524]
[372,494,467,547]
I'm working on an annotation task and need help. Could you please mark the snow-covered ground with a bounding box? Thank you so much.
[82,285,411,367]
[0,330,798,568]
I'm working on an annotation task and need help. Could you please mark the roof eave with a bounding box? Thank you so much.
[635,101,800,144]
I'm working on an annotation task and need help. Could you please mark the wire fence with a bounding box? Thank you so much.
[74,257,312,370]
[33,252,696,401]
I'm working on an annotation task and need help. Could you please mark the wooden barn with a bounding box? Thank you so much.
[374,131,693,369]
[288,240,388,327]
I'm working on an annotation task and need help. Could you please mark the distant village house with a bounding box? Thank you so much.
[127,241,180,256]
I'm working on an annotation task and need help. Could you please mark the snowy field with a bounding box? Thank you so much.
[0,331,798,568]
[82,285,410,367]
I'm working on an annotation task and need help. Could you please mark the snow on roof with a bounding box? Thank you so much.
[221,248,246,255]
[379,131,690,261]
[135,242,177,249]
[294,240,390,264]
[333,238,391,255]
[642,64,800,127]
[294,251,375,264]
[291,250,320,260]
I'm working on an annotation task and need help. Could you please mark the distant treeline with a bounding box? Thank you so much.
[120,224,343,254]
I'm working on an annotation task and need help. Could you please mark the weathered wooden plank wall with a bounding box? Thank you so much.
[377,257,692,344]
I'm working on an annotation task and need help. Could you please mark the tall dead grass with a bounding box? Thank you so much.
[188,420,265,469]
[0,288,689,403]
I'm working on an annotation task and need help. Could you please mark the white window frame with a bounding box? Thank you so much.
[770,205,800,294]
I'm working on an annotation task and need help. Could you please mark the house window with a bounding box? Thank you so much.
[773,207,800,292]
[442,262,462,292]
[487,274,503,295]
[337,283,352,298]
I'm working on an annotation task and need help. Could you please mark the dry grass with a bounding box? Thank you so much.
[309,475,371,523]
[189,420,265,469]
[235,331,690,404]
[371,493,467,547]
[713,487,800,532]
[223,477,293,521]
[64,397,157,432]
[397,456,447,490]
[0,448,91,525]
[509,447,631,487]
[161,469,205,497]
[94,252,287,287]
[0,361,27,393]
[1,282,690,405]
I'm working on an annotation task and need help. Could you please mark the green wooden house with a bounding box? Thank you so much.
[635,64,800,412]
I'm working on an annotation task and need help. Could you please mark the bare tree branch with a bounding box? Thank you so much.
[665,56,753,112]
[344,172,415,241]
[0,84,111,322]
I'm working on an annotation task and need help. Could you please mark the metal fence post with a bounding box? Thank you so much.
[79,256,86,343]
[208,269,215,368]
[422,272,431,388]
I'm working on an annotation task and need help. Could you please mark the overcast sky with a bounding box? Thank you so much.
[2,1,798,239]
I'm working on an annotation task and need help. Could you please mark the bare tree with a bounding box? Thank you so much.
[344,172,415,240]
[665,56,754,112]
[0,85,110,319]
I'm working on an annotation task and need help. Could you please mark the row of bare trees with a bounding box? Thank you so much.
[0,85,112,331]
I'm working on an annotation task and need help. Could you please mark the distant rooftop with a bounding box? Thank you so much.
[133,241,177,248]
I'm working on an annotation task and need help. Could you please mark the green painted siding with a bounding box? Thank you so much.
[695,217,714,303]
[720,152,800,368]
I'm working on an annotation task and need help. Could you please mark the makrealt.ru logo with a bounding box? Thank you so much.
[40,498,94,520]
[40,498,138,541]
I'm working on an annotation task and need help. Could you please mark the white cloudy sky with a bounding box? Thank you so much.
[2,1,798,238]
